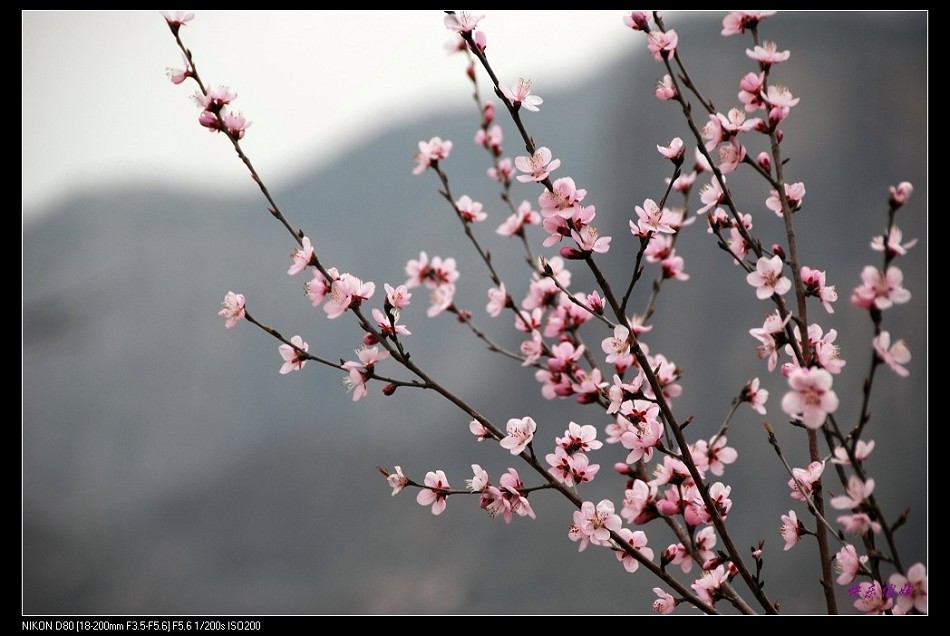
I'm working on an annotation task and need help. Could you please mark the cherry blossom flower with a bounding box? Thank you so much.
[852,265,911,310]
[871,225,918,257]
[387,466,408,496]
[455,195,486,223]
[837,512,881,536]
[691,565,730,606]
[502,78,543,112]
[342,346,390,401]
[616,528,654,573]
[890,563,927,614]
[305,267,337,307]
[889,181,914,207]
[635,198,678,234]
[412,136,453,175]
[766,181,806,216]
[788,460,825,501]
[287,236,315,276]
[198,85,238,111]
[718,140,746,174]
[487,157,514,183]
[278,335,308,375]
[539,177,587,218]
[324,273,375,319]
[602,325,631,364]
[647,29,678,61]
[515,147,560,183]
[657,137,685,162]
[443,11,483,33]
[738,72,766,111]
[165,53,192,85]
[620,417,663,464]
[781,367,839,428]
[466,464,490,493]
[499,416,537,455]
[832,440,875,465]
[835,545,868,585]
[496,200,540,236]
[652,588,677,614]
[416,470,450,515]
[623,11,650,31]
[571,225,612,254]
[485,283,508,318]
[746,41,790,66]
[556,422,603,454]
[474,124,503,153]
[661,251,689,281]
[704,435,738,476]
[571,500,622,552]
[740,377,768,414]
[696,177,726,215]
[218,291,245,329]
[198,109,219,131]
[221,111,250,139]
[747,255,791,299]
[469,419,491,442]
[621,479,657,525]
[655,74,677,101]
[853,581,894,614]
[763,85,800,123]
[372,307,410,338]
[873,331,911,377]
[831,475,875,510]
[721,11,775,36]
[384,283,412,311]
[780,510,803,550]
[801,266,837,313]
[161,11,195,30]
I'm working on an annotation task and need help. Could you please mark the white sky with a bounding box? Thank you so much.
[22,10,643,217]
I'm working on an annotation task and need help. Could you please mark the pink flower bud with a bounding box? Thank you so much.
[756,151,771,171]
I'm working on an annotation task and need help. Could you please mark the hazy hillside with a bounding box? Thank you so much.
[24,12,926,614]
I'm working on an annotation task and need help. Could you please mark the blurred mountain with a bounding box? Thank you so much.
[24,12,926,614]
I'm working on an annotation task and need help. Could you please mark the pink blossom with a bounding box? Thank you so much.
[165,53,192,85]
[852,265,911,310]
[469,419,491,442]
[416,470,450,515]
[801,266,837,313]
[221,111,250,139]
[161,11,195,28]
[305,267,337,307]
[616,528,654,573]
[871,225,918,257]
[780,510,802,550]
[832,440,875,465]
[198,109,219,131]
[721,11,775,36]
[781,367,839,428]
[837,513,881,536]
[655,74,677,101]
[766,181,806,216]
[620,417,663,464]
[499,416,537,455]
[487,157,514,183]
[788,324,845,374]
[556,421,603,453]
[788,460,825,501]
[324,273,375,319]
[853,581,894,614]
[287,236,315,276]
[277,335,308,375]
[661,251,689,281]
[218,291,245,329]
[890,563,927,614]
[717,107,762,135]
[647,29,678,61]
[602,325,631,364]
[717,140,746,174]
[496,200,540,236]
[696,177,726,215]
[835,545,868,585]
[741,377,768,415]
[889,181,914,207]
[621,479,658,525]
[738,72,766,111]
[454,194,486,223]
[747,41,790,66]
[412,136,453,175]
[623,11,651,31]
[657,137,685,162]
[387,466,408,496]
[199,85,238,111]
[691,565,730,606]
[571,225,612,254]
[466,464,490,493]
[519,330,544,367]
[571,500,622,551]
[635,198,678,234]
[443,11,483,33]
[485,283,508,318]
[831,475,875,510]
[341,346,390,401]
[474,124,503,153]
[652,588,677,614]
[756,151,771,170]
[873,331,911,377]
[372,307,410,338]
[642,233,672,261]
[502,78,543,112]
[384,283,412,310]
[763,85,800,123]
[704,435,738,476]
[747,255,791,299]
[515,147,560,183]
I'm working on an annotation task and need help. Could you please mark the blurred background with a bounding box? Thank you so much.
[23,11,926,614]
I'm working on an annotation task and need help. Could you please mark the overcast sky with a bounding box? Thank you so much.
[22,10,642,218]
